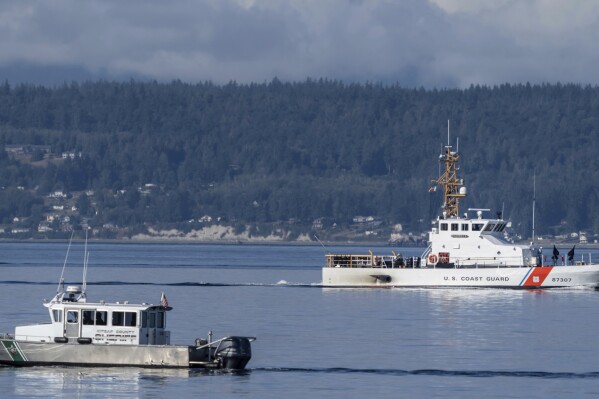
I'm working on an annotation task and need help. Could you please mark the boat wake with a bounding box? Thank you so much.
[253,367,599,379]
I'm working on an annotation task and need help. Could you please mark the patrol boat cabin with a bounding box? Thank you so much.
[426,208,537,268]
[15,286,171,346]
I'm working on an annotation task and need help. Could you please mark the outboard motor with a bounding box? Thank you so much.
[214,337,253,370]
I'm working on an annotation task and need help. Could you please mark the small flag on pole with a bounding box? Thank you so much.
[552,245,559,265]
[567,246,575,262]
[160,292,169,308]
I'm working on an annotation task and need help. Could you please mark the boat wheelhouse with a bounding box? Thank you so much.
[16,286,173,346]
[423,208,536,268]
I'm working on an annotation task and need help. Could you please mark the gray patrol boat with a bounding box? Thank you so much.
[0,245,254,369]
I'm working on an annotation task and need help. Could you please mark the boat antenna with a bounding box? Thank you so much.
[438,143,442,177]
[532,168,537,244]
[57,230,75,294]
[82,227,89,294]
[314,234,329,254]
[432,121,465,218]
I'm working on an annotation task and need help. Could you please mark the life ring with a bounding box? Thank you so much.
[428,254,438,263]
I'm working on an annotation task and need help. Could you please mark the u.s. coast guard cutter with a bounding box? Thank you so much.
[0,245,255,369]
[323,140,599,288]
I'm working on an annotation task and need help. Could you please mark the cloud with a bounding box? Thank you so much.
[0,0,598,87]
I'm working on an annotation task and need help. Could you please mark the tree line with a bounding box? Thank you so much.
[0,79,598,238]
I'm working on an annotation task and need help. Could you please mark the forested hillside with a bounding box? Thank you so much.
[0,80,598,241]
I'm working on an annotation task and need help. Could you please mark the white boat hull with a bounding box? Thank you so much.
[322,265,599,288]
[0,337,253,369]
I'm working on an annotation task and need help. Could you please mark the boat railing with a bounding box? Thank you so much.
[449,256,527,268]
[428,254,539,268]
[326,254,406,268]
[421,243,432,259]
[195,336,256,351]
[212,336,257,357]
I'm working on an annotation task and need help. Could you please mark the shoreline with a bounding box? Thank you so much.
[0,237,596,249]
[0,237,401,247]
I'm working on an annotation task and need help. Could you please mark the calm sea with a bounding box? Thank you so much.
[0,241,598,399]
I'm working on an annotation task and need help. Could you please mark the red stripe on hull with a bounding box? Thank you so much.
[522,266,553,287]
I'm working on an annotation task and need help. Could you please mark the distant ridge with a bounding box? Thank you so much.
[0,81,598,241]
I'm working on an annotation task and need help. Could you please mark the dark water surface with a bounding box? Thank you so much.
[0,242,598,398]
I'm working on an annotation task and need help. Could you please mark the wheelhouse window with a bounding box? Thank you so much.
[125,312,137,327]
[66,310,78,324]
[81,310,107,326]
[110,311,137,327]
[440,223,448,231]
[96,311,107,325]
[112,311,125,326]
[451,224,459,231]
[461,224,469,231]
[52,309,62,323]
[149,312,156,328]
[472,223,484,231]
[83,310,95,325]
[142,311,148,328]
[157,312,165,328]
[484,224,496,232]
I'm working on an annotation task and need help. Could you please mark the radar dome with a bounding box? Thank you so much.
[66,286,82,294]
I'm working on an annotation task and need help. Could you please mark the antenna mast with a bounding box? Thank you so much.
[82,228,89,294]
[532,170,536,243]
[432,121,466,218]
[314,234,329,254]
[57,230,75,294]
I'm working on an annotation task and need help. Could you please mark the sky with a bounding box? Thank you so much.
[1,0,598,88]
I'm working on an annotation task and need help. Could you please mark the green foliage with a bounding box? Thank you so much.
[0,80,598,237]
[0,188,42,223]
